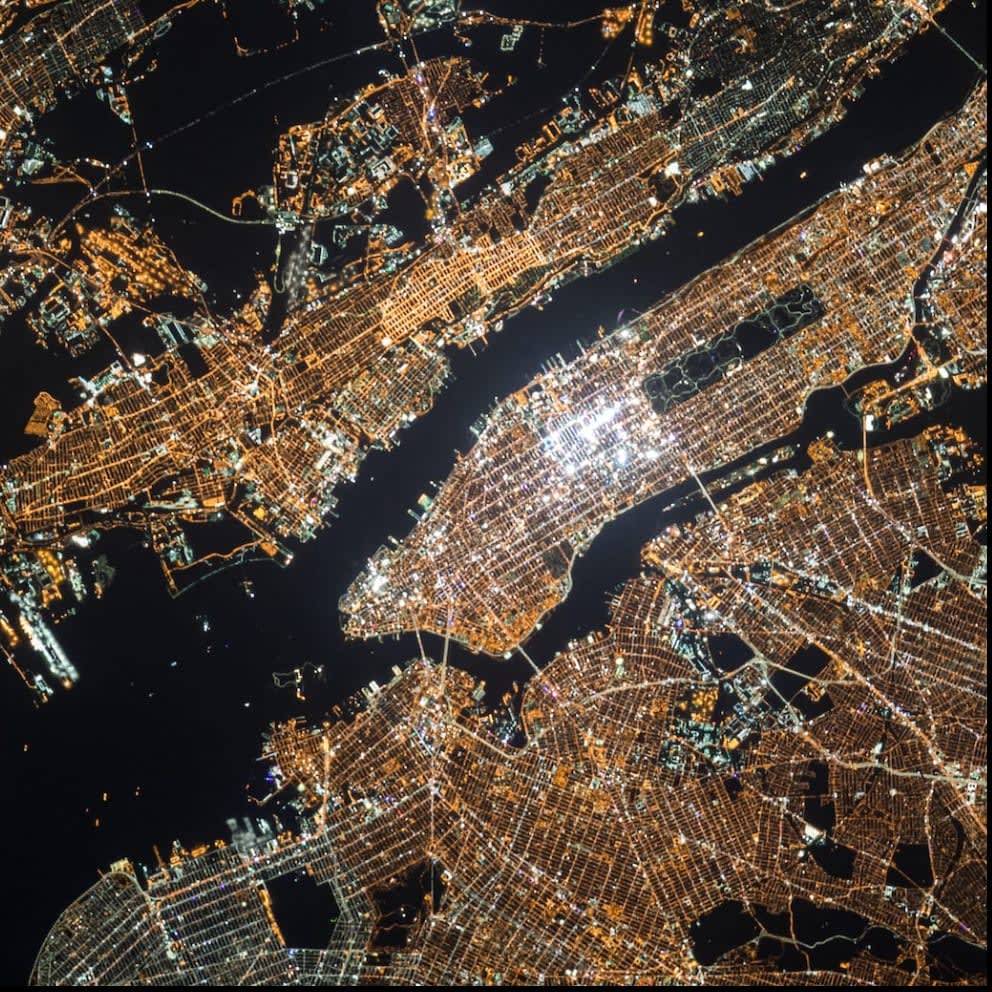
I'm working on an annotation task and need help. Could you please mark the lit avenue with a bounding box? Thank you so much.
[0,0,985,986]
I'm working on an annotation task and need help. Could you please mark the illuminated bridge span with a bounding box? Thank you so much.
[31,419,987,983]
[341,82,986,655]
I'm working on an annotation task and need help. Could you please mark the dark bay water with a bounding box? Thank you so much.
[0,0,986,982]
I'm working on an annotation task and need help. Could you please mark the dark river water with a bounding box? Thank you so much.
[0,0,986,982]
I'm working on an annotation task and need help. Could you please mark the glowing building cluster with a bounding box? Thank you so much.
[31,421,986,982]
[8,1,988,985]
[1,0,951,694]
[342,81,987,655]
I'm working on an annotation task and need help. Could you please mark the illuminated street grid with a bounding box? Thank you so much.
[644,427,987,908]
[260,57,489,226]
[0,0,144,154]
[342,81,987,655]
[14,3,987,984]
[0,0,951,694]
[31,424,985,984]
